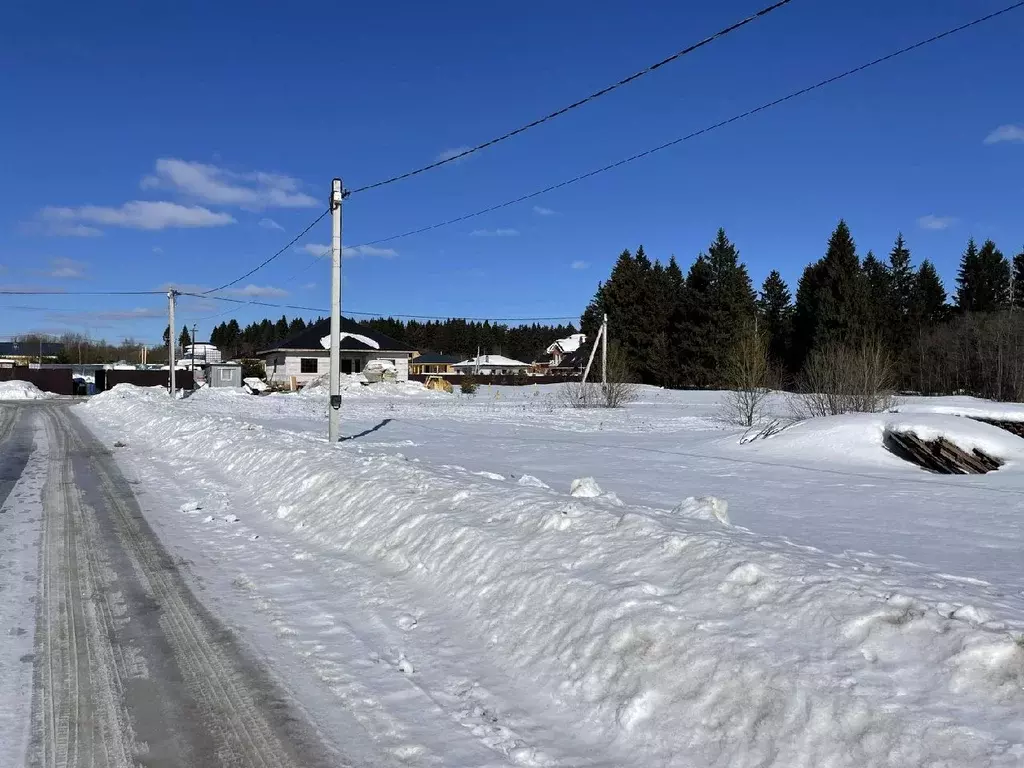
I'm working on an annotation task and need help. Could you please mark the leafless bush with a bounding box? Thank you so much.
[559,342,638,409]
[721,321,776,426]
[558,379,600,409]
[791,338,895,418]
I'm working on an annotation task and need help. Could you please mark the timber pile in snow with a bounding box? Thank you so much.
[884,429,1003,474]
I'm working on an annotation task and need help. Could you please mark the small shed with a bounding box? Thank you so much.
[204,361,242,388]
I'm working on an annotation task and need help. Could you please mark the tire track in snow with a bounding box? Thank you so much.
[26,404,340,768]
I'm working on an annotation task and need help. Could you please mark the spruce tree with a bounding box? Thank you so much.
[678,255,715,387]
[861,250,892,338]
[955,238,981,311]
[1013,250,1024,309]
[757,270,792,367]
[888,233,915,321]
[178,325,191,350]
[913,259,947,325]
[791,220,868,368]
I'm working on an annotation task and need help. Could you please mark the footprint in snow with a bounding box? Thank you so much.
[397,653,414,674]
[396,613,418,631]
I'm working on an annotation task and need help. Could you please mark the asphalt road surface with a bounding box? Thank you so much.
[1,402,341,767]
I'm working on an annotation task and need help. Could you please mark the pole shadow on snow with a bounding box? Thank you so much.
[341,418,393,442]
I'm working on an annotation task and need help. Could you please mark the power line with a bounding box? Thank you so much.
[347,0,795,195]
[0,290,166,296]
[178,292,579,322]
[349,2,1024,249]
[203,208,329,295]
[180,292,330,314]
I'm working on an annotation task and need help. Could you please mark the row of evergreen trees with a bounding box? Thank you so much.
[205,316,312,359]
[362,318,577,364]
[202,313,576,365]
[580,222,1024,397]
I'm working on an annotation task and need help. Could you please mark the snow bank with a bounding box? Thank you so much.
[298,374,446,400]
[742,410,1024,471]
[894,396,1024,423]
[77,388,1024,766]
[0,380,55,400]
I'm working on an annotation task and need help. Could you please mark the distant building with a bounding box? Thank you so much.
[183,342,222,364]
[257,317,415,388]
[204,361,242,388]
[453,354,532,376]
[410,352,462,376]
[0,341,64,364]
[542,333,585,368]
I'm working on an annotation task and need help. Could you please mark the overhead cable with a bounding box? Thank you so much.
[347,0,795,194]
[349,2,1024,249]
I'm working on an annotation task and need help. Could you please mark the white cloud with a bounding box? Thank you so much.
[258,217,284,230]
[301,282,316,290]
[917,214,957,231]
[345,245,397,258]
[152,246,163,254]
[46,257,86,279]
[299,243,397,259]
[299,243,330,257]
[228,284,288,298]
[39,201,234,232]
[141,158,319,209]
[436,146,472,163]
[470,228,519,237]
[45,307,166,327]
[533,206,558,216]
[983,124,1024,144]
[571,260,590,270]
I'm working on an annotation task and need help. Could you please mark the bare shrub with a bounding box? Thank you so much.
[791,338,895,418]
[558,342,638,409]
[721,321,776,426]
[558,379,599,409]
[601,342,638,408]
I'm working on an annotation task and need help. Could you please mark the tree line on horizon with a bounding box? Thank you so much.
[577,221,1024,400]
[203,314,577,364]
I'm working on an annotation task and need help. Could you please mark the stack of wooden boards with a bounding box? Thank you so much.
[883,429,1003,475]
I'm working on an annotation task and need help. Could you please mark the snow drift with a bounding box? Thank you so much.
[0,380,55,400]
[78,385,1024,767]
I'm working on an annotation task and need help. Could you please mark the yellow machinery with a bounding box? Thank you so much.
[424,375,453,393]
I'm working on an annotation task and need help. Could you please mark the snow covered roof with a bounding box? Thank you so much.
[453,354,531,368]
[257,317,413,354]
[545,333,585,355]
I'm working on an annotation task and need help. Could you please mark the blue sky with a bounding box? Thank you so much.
[1,0,1022,344]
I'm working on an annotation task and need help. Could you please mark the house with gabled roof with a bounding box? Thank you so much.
[257,317,416,388]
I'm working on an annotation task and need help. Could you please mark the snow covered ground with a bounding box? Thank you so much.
[75,384,1024,766]
[0,381,56,400]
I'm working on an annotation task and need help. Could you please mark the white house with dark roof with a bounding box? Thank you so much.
[257,317,416,387]
[452,354,532,376]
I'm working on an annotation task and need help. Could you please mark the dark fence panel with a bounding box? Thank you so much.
[103,370,194,391]
[408,373,575,387]
[0,367,74,395]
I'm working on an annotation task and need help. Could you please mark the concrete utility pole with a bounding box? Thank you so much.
[168,290,178,397]
[601,313,608,386]
[191,323,197,374]
[328,178,344,442]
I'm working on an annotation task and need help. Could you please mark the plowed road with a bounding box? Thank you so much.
[0,403,340,767]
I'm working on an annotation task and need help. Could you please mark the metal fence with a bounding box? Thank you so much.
[98,369,194,392]
[0,367,74,395]
[408,373,575,387]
